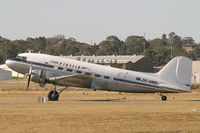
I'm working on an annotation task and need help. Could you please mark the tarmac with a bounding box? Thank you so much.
[1,98,200,104]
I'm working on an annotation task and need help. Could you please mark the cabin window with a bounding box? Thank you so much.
[85,72,92,76]
[58,67,63,70]
[95,74,101,77]
[104,76,110,79]
[76,70,82,73]
[67,68,73,72]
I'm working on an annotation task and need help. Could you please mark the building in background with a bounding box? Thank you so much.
[63,55,153,72]
[192,61,200,83]
[182,43,197,52]
[0,64,24,78]
[0,69,12,80]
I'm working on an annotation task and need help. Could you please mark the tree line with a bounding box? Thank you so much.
[0,32,199,67]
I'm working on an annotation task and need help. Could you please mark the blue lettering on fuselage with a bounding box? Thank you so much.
[136,77,158,85]
[136,77,141,81]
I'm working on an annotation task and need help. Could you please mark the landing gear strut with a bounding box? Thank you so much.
[48,85,67,101]
[158,92,167,101]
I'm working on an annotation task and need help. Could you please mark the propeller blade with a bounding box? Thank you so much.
[28,66,32,75]
[26,66,33,91]
[26,74,31,90]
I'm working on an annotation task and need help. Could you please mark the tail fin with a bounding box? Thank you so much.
[157,56,192,87]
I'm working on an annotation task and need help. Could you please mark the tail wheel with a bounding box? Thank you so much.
[48,90,59,101]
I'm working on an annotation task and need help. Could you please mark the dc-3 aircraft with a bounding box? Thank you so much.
[5,53,192,101]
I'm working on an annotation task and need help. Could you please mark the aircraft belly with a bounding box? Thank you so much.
[91,78,160,93]
[117,82,158,93]
[91,78,117,91]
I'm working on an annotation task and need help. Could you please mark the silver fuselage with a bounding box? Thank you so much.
[5,53,191,93]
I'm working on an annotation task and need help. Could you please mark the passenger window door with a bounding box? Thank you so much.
[117,72,126,80]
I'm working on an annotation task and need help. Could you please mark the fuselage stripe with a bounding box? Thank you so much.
[113,78,159,89]
[9,58,160,89]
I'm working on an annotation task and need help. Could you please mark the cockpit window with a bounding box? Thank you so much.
[16,56,27,62]
[22,57,27,61]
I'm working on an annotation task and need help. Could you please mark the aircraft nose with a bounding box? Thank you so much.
[5,59,13,68]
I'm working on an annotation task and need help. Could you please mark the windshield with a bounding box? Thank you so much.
[16,55,27,62]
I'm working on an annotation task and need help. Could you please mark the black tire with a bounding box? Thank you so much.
[161,96,167,101]
[48,90,59,101]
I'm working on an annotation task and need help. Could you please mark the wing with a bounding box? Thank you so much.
[48,73,93,88]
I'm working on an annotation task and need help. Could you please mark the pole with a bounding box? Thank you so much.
[143,32,146,54]
[171,44,172,59]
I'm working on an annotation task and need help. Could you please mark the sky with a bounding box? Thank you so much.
[0,0,200,44]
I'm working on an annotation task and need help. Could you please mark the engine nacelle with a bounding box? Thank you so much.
[31,69,47,87]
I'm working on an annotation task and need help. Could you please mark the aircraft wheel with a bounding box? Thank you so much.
[48,90,59,101]
[161,96,167,101]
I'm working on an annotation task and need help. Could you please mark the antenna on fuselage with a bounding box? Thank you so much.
[28,50,34,53]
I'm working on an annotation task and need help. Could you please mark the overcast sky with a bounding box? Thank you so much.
[0,0,200,44]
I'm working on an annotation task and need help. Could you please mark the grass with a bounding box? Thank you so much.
[191,83,200,90]
[0,80,200,133]
[1,95,200,133]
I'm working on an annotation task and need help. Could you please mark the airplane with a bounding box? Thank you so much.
[5,53,192,101]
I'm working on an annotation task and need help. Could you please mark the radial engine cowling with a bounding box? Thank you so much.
[31,69,46,87]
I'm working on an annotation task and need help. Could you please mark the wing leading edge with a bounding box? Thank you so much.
[48,74,93,88]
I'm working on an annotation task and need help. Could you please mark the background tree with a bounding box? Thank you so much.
[96,35,123,55]
[0,33,198,66]
[124,35,149,55]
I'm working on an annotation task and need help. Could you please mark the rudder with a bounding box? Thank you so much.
[157,56,192,86]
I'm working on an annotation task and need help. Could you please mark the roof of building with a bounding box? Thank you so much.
[183,43,197,46]
[62,55,145,64]
[53,43,61,47]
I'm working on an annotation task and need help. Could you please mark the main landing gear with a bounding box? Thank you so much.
[158,92,167,101]
[48,85,67,101]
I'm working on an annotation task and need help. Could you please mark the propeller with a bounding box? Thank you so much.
[26,66,33,90]
[16,73,19,83]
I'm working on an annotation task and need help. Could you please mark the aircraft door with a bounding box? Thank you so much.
[118,72,126,79]
[116,72,126,92]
